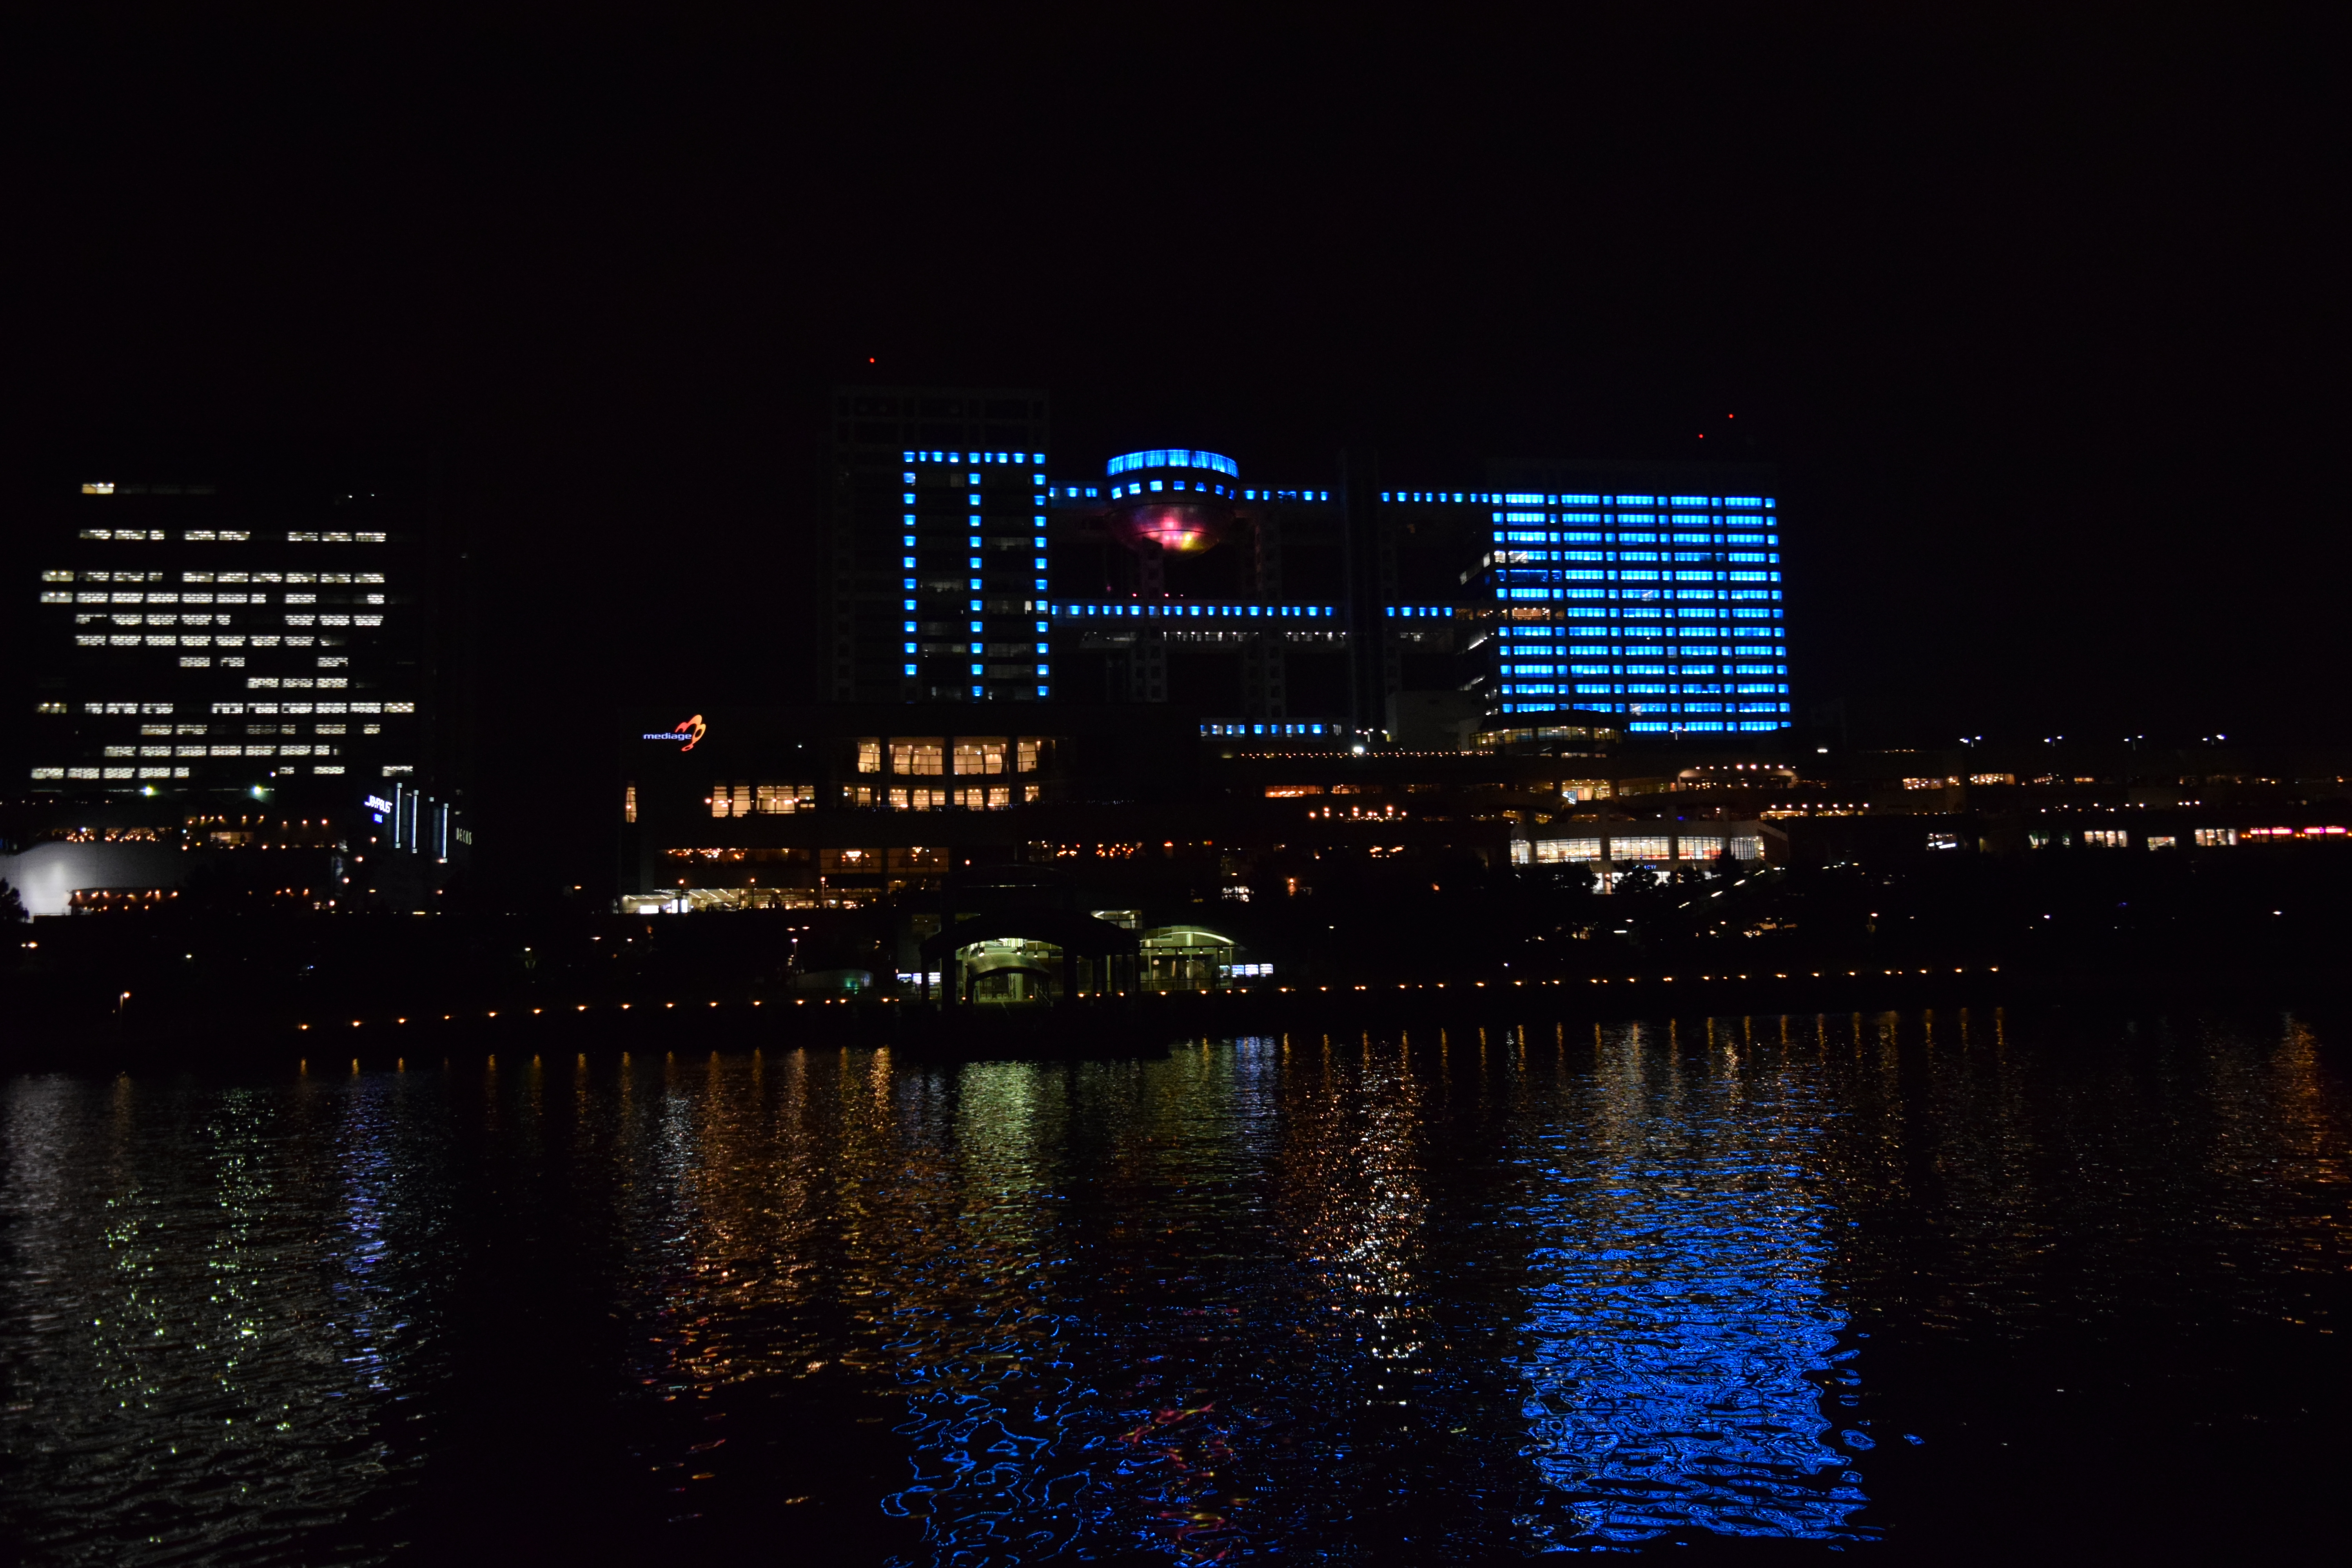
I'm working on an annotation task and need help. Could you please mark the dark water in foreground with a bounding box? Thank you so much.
[4,1011,2348,1564]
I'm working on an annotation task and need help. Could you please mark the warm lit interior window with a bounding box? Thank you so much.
[889,787,947,810]
[890,739,944,775]
[755,782,814,814]
[953,738,1007,775]
[855,740,881,774]
[624,784,637,824]
[1016,737,1042,773]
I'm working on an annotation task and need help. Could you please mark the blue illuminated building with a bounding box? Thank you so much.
[892,449,1053,702]
[830,390,1054,704]
[1441,489,1789,734]
[830,388,1788,739]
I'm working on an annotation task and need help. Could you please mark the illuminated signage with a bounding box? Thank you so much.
[642,713,707,753]
[364,794,394,813]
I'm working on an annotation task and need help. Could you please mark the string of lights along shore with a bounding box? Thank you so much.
[829,388,1787,739]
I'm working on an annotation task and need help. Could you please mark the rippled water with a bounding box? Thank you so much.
[5,1010,2348,1563]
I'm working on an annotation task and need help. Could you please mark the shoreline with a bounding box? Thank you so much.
[9,964,2345,1073]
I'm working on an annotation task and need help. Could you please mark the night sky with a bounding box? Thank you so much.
[11,11,2336,899]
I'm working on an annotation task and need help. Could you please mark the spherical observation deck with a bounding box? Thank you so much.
[1103,448,1240,555]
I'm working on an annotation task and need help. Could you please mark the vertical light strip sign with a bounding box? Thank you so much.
[1512,1025,1869,1546]
[1485,494,1787,733]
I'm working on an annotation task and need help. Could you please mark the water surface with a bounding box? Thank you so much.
[5,1009,2347,1562]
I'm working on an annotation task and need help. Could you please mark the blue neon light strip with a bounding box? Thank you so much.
[900,450,1045,466]
[1106,448,1239,479]
[1376,492,1776,508]
[1048,602,1338,620]
[1199,721,1341,737]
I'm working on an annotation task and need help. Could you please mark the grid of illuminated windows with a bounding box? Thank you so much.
[897,450,1053,701]
[841,735,1046,810]
[30,493,420,787]
[1478,492,1788,733]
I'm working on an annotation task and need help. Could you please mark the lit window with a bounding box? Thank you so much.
[855,739,881,774]
[952,739,1007,775]
[889,739,944,776]
[755,782,815,814]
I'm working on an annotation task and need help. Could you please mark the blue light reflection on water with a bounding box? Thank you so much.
[1511,1022,1868,1545]
[7,1012,2350,1563]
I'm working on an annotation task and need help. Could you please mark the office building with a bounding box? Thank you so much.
[824,388,1788,739]
[13,459,448,798]
[1454,459,1789,735]
[828,388,1053,703]
[2,452,468,913]
[613,395,1787,928]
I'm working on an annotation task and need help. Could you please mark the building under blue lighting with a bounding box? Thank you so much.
[829,389,1786,740]
[1439,476,1790,736]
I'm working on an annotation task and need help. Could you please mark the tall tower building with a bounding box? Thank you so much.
[827,387,1051,703]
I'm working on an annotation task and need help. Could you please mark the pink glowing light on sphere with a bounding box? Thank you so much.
[1107,503,1228,555]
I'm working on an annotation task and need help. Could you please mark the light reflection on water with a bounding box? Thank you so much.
[3,1011,2347,1563]
[1511,1020,1863,1544]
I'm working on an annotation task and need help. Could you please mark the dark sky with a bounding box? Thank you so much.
[11,10,2337,897]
